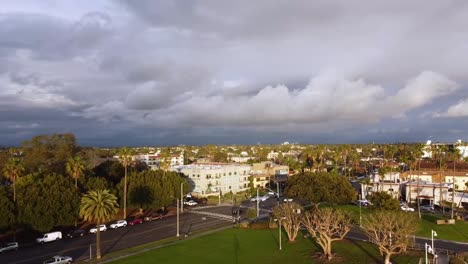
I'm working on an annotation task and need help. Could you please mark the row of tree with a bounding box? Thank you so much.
[0,134,188,234]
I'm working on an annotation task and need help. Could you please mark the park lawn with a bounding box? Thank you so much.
[416,213,468,241]
[111,228,422,264]
[329,204,468,242]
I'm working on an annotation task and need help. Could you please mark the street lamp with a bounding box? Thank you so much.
[274,217,287,250]
[180,182,184,213]
[431,230,437,255]
[176,198,180,237]
[359,195,362,227]
[425,243,432,264]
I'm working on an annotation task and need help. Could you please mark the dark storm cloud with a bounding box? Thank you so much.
[0,1,467,146]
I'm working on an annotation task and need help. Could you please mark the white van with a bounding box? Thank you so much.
[36,231,62,244]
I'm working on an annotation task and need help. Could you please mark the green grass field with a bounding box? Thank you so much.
[327,204,468,242]
[111,228,422,264]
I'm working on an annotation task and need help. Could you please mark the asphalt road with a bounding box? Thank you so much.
[0,211,231,264]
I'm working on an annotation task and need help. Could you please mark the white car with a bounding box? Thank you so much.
[283,198,293,202]
[89,224,107,233]
[0,242,18,253]
[110,220,127,229]
[401,205,415,212]
[184,200,198,206]
[43,255,73,264]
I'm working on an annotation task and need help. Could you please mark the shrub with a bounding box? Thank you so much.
[250,221,270,230]
[239,219,250,229]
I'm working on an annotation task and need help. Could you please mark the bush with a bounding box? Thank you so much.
[239,219,250,229]
[246,208,257,219]
[250,221,270,230]
[449,256,465,264]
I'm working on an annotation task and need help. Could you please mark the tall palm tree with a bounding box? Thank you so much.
[450,147,462,219]
[80,190,118,259]
[2,155,24,202]
[118,148,133,219]
[66,156,86,189]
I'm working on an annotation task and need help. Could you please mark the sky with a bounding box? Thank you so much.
[1,0,468,146]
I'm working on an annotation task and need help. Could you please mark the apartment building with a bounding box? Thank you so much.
[134,153,184,170]
[172,163,251,197]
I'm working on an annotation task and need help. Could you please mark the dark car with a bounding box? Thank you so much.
[127,217,143,226]
[144,209,168,222]
[67,229,85,238]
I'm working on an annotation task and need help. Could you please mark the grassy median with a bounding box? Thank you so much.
[110,228,422,264]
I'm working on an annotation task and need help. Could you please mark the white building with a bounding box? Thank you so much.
[172,164,251,197]
[134,153,184,170]
[230,156,254,163]
[456,140,468,159]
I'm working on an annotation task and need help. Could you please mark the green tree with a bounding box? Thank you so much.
[118,147,133,219]
[368,191,400,211]
[2,155,24,202]
[80,190,119,260]
[212,151,228,163]
[66,156,86,189]
[21,133,77,175]
[285,172,356,205]
[17,174,80,232]
[0,186,15,230]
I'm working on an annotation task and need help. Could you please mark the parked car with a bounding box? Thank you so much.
[192,197,208,204]
[128,217,143,226]
[36,231,62,244]
[420,205,435,212]
[401,205,415,212]
[0,242,18,253]
[184,200,198,206]
[43,255,73,264]
[67,229,85,238]
[355,199,372,207]
[110,220,127,229]
[89,224,107,233]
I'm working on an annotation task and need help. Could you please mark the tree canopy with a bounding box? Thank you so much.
[285,172,356,204]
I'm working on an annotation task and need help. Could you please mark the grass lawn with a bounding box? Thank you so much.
[417,213,468,241]
[328,204,468,242]
[111,228,422,264]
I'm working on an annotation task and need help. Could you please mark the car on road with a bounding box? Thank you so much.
[0,242,18,253]
[128,217,144,226]
[250,195,269,202]
[144,212,166,222]
[36,231,62,244]
[43,255,73,264]
[66,229,86,238]
[184,200,198,206]
[110,220,127,229]
[89,224,107,233]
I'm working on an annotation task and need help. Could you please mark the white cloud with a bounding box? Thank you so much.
[434,99,468,118]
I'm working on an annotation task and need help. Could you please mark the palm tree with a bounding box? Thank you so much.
[118,148,133,219]
[80,190,119,259]
[2,155,24,202]
[66,156,86,189]
[450,147,462,219]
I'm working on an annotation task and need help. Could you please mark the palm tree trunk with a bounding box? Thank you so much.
[75,177,78,189]
[124,165,127,219]
[96,220,101,259]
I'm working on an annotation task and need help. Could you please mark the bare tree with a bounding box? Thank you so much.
[301,207,351,261]
[362,211,418,264]
[271,202,303,242]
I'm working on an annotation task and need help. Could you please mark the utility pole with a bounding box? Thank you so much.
[256,187,260,217]
[181,182,184,213]
[176,199,180,237]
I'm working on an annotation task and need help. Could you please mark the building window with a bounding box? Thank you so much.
[234,172,237,175]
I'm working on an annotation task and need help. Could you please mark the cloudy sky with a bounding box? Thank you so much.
[1,1,468,146]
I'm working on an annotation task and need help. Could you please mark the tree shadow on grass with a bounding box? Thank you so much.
[347,239,381,263]
[233,233,240,264]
